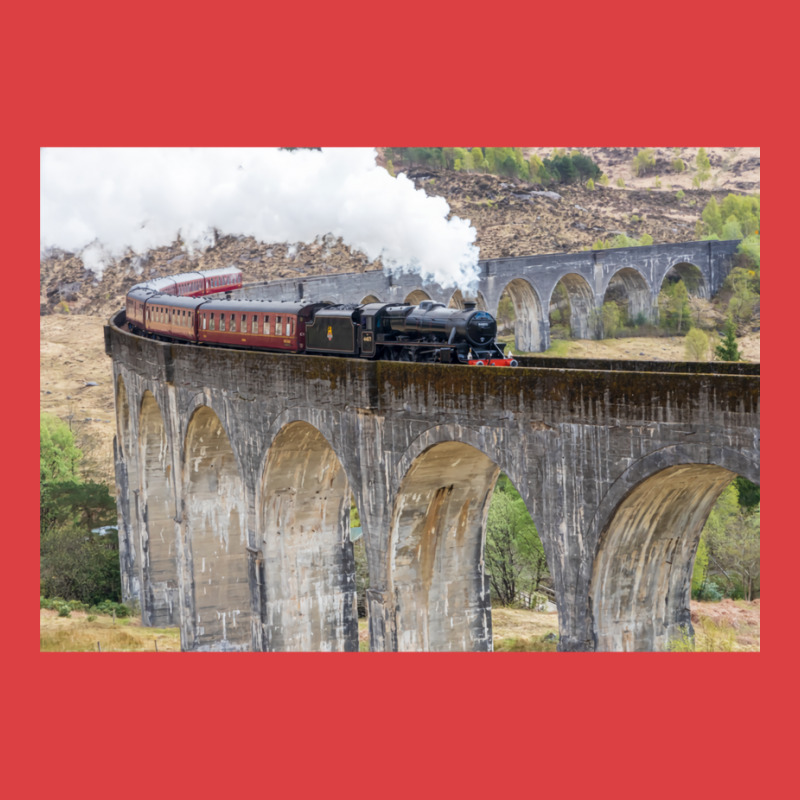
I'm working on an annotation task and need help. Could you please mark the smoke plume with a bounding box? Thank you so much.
[40,148,481,290]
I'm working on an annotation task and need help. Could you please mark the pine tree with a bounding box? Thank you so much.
[715,315,741,361]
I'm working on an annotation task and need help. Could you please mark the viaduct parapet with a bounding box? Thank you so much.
[106,309,759,652]
[239,239,741,352]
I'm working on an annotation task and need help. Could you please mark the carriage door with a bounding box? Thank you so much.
[360,313,376,357]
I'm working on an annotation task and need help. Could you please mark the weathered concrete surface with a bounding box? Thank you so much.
[106,312,759,652]
[240,239,740,351]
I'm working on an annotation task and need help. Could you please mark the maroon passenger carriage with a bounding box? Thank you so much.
[197,299,329,352]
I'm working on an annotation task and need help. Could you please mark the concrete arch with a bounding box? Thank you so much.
[661,261,708,298]
[138,391,179,627]
[589,445,759,652]
[183,404,250,650]
[602,267,652,325]
[396,424,527,518]
[447,289,488,311]
[496,278,545,353]
[360,294,382,304]
[389,439,501,651]
[404,288,431,305]
[180,391,248,485]
[548,273,596,340]
[259,421,358,651]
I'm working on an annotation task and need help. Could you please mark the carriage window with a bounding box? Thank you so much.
[220,313,226,331]
[210,313,215,331]
[242,314,248,332]
[230,314,236,332]
[252,315,258,333]
[263,315,270,334]
[287,318,293,336]
[202,314,207,330]
[276,316,282,335]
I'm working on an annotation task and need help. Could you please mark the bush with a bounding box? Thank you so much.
[57,604,71,618]
[684,327,710,360]
[695,579,724,602]
[632,148,656,177]
[676,189,685,200]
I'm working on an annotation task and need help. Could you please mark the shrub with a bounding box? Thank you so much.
[676,189,685,200]
[632,148,656,177]
[616,177,625,188]
[672,158,685,173]
[685,327,710,360]
[57,603,71,618]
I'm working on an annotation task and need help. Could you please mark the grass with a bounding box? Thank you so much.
[40,609,181,652]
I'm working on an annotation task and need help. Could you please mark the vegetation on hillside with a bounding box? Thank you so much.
[385,147,603,186]
[40,413,121,605]
[692,478,760,601]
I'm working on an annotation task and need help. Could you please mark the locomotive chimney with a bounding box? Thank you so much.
[463,295,477,311]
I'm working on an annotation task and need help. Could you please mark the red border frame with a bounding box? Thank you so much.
[16,5,786,796]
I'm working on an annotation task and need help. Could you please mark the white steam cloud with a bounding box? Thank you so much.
[40,148,481,290]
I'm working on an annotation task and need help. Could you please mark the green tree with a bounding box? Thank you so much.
[40,415,121,604]
[692,536,709,597]
[485,475,548,606]
[737,235,760,269]
[695,147,711,184]
[659,280,690,332]
[715,315,741,361]
[40,413,82,483]
[721,216,743,239]
[601,301,621,337]
[632,148,656,177]
[684,327,710,360]
[702,482,760,600]
[724,268,756,324]
[701,196,723,237]
[586,178,595,191]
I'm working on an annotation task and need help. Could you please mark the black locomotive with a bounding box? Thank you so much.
[308,299,514,364]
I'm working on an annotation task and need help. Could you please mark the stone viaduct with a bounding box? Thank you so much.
[240,239,741,352]
[105,238,759,651]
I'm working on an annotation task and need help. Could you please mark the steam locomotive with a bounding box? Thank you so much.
[125,267,516,366]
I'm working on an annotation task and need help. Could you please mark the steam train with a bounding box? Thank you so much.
[125,267,516,366]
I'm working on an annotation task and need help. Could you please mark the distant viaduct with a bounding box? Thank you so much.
[241,239,742,352]
[105,239,759,651]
